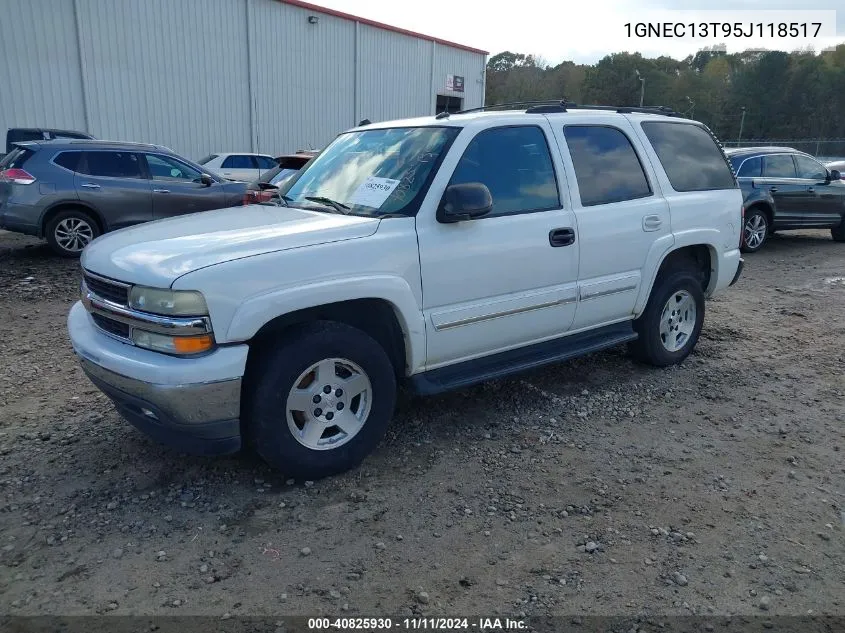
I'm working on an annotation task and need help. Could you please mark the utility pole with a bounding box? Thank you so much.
[686,96,695,118]
[737,107,746,145]
[635,69,645,107]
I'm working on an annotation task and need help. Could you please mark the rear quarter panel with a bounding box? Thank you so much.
[628,118,743,307]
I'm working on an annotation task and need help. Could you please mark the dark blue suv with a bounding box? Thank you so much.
[725,147,845,252]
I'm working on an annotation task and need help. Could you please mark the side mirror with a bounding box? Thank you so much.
[200,173,214,187]
[437,182,493,224]
[830,169,841,181]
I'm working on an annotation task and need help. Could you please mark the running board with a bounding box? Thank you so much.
[407,322,638,396]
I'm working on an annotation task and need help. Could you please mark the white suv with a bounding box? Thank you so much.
[68,103,744,479]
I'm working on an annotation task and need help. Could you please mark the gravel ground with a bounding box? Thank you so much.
[0,229,843,619]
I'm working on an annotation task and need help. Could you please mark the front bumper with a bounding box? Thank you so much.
[68,301,248,455]
[730,257,744,286]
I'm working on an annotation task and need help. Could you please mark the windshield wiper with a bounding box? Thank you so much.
[258,190,293,207]
[304,196,351,214]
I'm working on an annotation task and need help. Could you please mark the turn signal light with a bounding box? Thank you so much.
[172,334,215,354]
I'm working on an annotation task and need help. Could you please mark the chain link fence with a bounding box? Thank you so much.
[719,139,845,162]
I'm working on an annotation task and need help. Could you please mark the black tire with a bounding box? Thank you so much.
[246,321,397,480]
[832,220,845,242]
[629,267,705,367]
[741,208,768,253]
[45,208,101,257]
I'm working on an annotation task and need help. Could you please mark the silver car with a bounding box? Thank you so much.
[0,139,247,256]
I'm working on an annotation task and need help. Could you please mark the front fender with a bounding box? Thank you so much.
[633,230,722,315]
[225,274,426,374]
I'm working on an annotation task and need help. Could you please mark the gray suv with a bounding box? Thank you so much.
[0,140,247,256]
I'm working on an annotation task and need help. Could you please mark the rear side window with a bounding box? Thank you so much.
[0,147,34,169]
[80,151,143,179]
[641,122,736,192]
[763,155,796,178]
[564,125,652,207]
[54,151,82,172]
[222,155,256,169]
[734,156,762,178]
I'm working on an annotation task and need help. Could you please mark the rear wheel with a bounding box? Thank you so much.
[45,208,100,257]
[246,321,396,480]
[630,267,705,367]
[741,208,768,253]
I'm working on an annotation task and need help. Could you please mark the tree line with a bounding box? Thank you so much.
[484,46,845,150]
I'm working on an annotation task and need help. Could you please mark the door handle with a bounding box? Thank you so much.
[81,182,100,189]
[153,189,171,194]
[642,214,663,232]
[549,227,575,247]
[769,186,779,192]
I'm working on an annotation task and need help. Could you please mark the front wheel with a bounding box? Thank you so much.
[630,269,705,367]
[246,321,397,480]
[741,208,768,253]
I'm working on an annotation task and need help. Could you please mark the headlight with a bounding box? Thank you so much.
[132,330,215,355]
[128,287,208,316]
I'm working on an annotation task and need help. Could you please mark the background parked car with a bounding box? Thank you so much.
[3,127,94,160]
[197,152,278,182]
[0,139,247,257]
[242,150,318,205]
[725,147,845,252]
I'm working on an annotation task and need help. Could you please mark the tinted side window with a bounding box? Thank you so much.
[222,155,256,169]
[448,126,559,217]
[794,155,826,180]
[54,151,82,172]
[763,155,796,178]
[256,156,277,169]
[736,156,762,178]
[564,125,651,207]
[146,154,202,182]
[641,122,736,192]
[80,151,142,178]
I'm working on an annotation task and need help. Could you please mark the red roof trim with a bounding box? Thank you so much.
[276,0,489,55]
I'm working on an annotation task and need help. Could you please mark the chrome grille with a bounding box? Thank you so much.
[83,272,129,306]
[91,313,131,339]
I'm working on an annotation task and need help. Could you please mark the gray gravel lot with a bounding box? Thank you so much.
[0,229,843,618]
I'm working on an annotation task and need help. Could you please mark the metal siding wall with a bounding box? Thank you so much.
[75,0,251,160]
[357,25,431,125]
[0,0,485,159]
[250,0,354,154]
[433,46,485,112]
[0,0,86,134]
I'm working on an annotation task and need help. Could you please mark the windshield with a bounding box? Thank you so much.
[281,126,460,217]
[269,167,300,186]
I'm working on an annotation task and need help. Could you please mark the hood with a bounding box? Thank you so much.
[81,205,380,288]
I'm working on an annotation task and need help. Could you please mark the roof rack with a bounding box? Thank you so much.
[448,99,683,118]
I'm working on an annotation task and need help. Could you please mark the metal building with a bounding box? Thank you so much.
[0,0,487,160]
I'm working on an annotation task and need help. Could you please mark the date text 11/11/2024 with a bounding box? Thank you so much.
[307,617,527,630]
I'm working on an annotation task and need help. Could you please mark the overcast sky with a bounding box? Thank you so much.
[312,0,844,64]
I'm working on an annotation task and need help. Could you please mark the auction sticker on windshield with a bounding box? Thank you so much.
[349,176,400,208]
